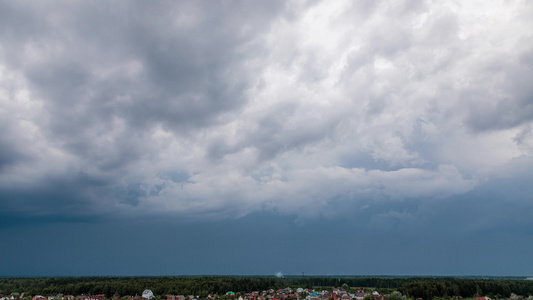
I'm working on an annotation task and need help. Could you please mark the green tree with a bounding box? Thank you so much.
[390,292,404,300]
[342,284,349,291]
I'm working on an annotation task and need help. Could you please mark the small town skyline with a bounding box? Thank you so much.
[2,283,532,300]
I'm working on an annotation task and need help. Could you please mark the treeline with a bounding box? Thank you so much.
[0,277,289,298]
[1,277,532,299]
[0,277,409,297]
[399,279,533,300]
[295,277,410,289]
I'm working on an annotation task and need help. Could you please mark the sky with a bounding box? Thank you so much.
[1,0,533,277]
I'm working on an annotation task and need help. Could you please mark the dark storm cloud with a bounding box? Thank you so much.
[8,0,283,133]
[1,0,533,227]
[0,135,25,171]
[0,171,111,217]
[465,51,533,132]
[0,0,286,220]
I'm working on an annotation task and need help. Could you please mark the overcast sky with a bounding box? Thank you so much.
[1,0,533,277]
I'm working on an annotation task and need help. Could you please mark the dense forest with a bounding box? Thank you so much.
[399,279,533,300]
[1,277,532,300]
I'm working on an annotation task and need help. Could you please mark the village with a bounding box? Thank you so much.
[1,285,530,300]
[1,287,401,300]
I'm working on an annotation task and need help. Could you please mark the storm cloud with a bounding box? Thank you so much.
[1,0,533,228]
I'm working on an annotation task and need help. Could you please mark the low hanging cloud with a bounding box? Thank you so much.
[1,0,532,222]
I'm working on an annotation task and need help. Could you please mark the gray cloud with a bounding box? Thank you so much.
[465,51,533,132]
[1,0,533,227]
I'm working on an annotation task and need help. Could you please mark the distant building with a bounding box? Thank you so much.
[142,290,154,300]
[341,295,352,300]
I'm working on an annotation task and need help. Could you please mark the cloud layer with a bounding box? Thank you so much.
[1,0,533,222]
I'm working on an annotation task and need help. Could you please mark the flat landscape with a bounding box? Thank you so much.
[1,277,533,300]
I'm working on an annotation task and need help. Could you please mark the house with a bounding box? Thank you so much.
[355,292,366,300]
[77,295,104,300]
[341,295,352,300]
